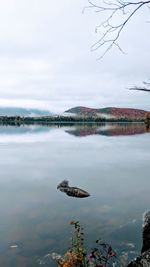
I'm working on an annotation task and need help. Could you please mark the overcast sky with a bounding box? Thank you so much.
[0,0,149,113]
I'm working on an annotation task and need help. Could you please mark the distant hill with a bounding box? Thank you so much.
[0,107,52,117]
[65,107,98,116]
[65,106,147,119]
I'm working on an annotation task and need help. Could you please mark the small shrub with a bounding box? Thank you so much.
[51,221,117,267]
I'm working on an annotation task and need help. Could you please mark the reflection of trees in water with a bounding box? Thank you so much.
[66,123,150,137]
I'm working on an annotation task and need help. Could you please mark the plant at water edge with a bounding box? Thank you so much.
[51,221,117,267]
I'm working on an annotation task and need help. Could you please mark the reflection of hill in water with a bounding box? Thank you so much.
[66,123,150,137]
[0,125,53,143]
[0,123,149,138]
[0,125,50,135]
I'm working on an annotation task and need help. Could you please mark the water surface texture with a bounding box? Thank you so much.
[0,123,150,266]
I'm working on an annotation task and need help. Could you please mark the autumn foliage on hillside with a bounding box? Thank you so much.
[66,106,147,119]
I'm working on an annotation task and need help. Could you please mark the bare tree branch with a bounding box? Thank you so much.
[130,87,150,92]
[84,0,150,58]
[129,80,150,92]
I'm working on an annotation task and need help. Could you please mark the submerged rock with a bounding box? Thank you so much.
[128,211,150,267]
[57,180,90,198]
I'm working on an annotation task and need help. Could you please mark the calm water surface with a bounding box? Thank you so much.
[0,123,150,266]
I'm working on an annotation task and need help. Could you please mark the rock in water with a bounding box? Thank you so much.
[142,211,150,254]
[57,180,90,198]
[57,180,69,189]
[128,211,150,267]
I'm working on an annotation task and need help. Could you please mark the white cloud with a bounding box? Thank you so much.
[0,0,149,112]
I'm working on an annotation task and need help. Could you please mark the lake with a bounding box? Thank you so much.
[0,123,150,267]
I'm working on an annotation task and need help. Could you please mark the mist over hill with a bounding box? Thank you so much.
[65,106,147,119]
[0,107,52,117]
[0,106,148,120]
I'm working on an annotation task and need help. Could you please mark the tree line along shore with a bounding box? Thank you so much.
[0,115,149,126]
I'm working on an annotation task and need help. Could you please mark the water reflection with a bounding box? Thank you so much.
[0,123,149,144]
[65,123,150,137]
[0,123,149,266]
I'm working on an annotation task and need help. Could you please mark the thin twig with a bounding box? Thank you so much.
[84,0,150,57]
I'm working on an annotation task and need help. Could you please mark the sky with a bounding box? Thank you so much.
[0,0,150,113]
